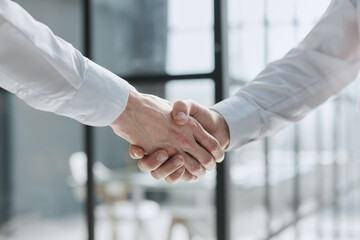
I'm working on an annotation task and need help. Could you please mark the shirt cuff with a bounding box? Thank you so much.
[211,94,263,150]
[55,59,131,127]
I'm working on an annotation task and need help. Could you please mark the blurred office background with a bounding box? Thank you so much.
[1,0,360,240]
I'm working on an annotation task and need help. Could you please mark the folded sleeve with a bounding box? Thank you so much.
[0,0,130,126]
[212,0,360,150]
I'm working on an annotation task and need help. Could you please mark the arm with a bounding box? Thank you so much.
[214,0,360,150]
[0,0,130,126]
[129,100,230,184]
[110,88,224,177]
[0,0,224,176]
[132,0,360,182]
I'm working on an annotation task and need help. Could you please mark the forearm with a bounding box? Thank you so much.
[213,0,360,150]
[0,0,130,126]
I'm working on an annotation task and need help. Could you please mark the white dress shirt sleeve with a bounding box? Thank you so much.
[0,0,131,126]
[212,0,360,150]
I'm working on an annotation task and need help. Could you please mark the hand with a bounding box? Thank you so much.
[110,89,224,179]
[129,100,230,184]
[171,100,230,149]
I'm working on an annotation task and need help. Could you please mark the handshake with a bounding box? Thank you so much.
[110,87,230,184]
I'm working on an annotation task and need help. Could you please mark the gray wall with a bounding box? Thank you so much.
[15,0,83,51]
[9,97,84,217]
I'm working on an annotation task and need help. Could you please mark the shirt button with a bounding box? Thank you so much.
[17,89,27,98]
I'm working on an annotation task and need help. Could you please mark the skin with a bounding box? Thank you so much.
[110,89,225,179]
[128,99,230,184]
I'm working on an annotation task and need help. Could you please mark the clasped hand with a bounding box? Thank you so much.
[110,88,229,184]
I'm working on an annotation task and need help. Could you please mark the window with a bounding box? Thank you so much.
[1,1,360,240]
[227,0,360,239]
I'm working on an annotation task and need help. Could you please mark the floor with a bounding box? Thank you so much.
[0,209,212,240]
[0,189,359,240]
[272,189,360,240]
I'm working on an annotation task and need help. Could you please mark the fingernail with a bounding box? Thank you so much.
[175,112,186,120]
[174,158,183,167]
[133,151,141,159]
[156,153,167,162]
[215,152,225,163]
[176,168,183,174]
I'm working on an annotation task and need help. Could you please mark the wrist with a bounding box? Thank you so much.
[110,87,144,139]
[211,110,230,149]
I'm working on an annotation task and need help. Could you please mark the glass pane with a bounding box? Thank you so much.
[228,0,264,26]
[268,25,295,62]
[344,85,360,191]
[166,31,214,75]
[267,0,295,25]
[92,0,214,76]
[298,111,319,216]
[336,98,348,193]
[229,26,265,82]
[230,141,267,240]
[168,0,213,29]
[268,126,296,232]
[319,100,335,205]
[296,0,332,24]
[165,79,215,107]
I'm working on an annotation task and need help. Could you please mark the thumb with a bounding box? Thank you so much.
[171,100,191,125]
[172,99,209,126]
[129,144,145,159]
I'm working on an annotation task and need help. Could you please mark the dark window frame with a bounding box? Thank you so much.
[82,0,229,240]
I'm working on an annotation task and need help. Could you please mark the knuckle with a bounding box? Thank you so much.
[208,139,220,153]
[177,132,193,148]
[186,118,198,131]
[203,156,215,169]
[189,162,205,176]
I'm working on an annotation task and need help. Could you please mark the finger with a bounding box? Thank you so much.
[173,99,211,125]
[191,119,224,163]
[182,153,206,178]
[173,101,224,164]
[181,169,198,182]
[172,100,193,125]
[137,150,169,172]
[165,166,185,184]
[129,145,146,159]
[150,155,184,180]
[180,119,218,170]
